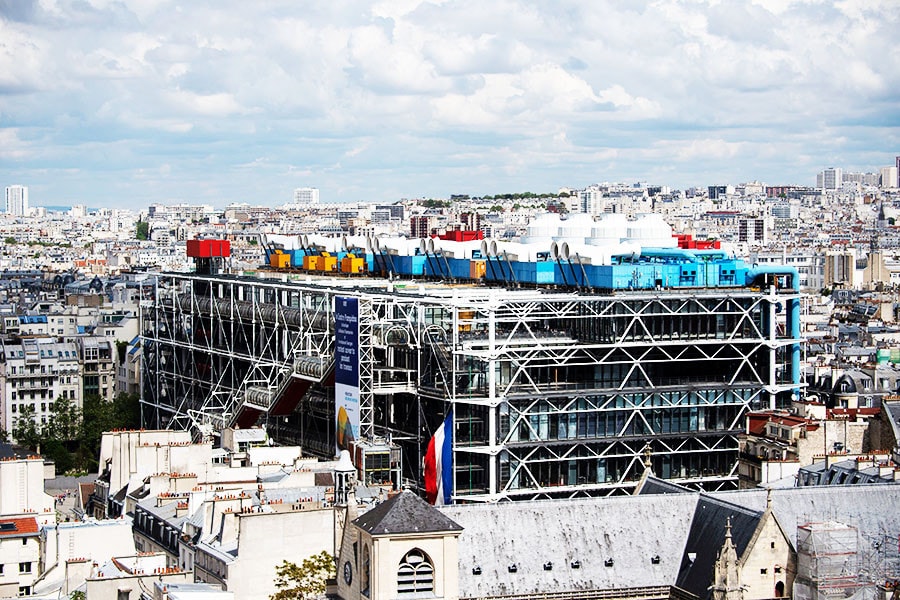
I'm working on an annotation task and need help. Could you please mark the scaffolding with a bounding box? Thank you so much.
[795,522,865,600]
[141,271,801,502]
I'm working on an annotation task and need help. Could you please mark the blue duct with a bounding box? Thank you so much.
[638,248,699,261]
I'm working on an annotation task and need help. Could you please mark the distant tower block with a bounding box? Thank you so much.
[293,187,320,206]
[4,185,29,216]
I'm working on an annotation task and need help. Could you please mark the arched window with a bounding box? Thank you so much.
[362,544,370,597]
[397,548,434,594]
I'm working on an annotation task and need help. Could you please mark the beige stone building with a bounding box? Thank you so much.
[337,491,462,600]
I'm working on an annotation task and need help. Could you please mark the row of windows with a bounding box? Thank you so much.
[195,551,227,579]
[10,387,78,402]
[5,349,77,360]
[9,364,79,375]
[0,562,33,575]
[10,376,77,387]
[504,405,742,442]
[495,451,737,490]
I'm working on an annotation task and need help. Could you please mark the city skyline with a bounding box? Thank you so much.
[1,0,898,210]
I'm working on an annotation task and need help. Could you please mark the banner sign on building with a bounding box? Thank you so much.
[335,296,360,454]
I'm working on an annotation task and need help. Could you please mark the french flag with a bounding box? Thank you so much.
[424,409,453,505]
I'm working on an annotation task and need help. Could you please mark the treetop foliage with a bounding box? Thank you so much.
[270,551,336,600]
[5,393,141,475]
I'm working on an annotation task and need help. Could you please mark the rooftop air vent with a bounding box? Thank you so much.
[508,564,518,573]
[570,560,581,569]
[543,561,553,571]
[605,558,614,567]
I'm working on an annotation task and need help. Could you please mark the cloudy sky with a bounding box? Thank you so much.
[1,0,898,209]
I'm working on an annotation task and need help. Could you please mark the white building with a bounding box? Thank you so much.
[816,168,843,191]
[739,217,768,245]
[881,166,898,189]
[293,187,320,206]
[0,516,41,599]
[578,187,604,215]
[0,339,82,438]
[4,186,28,217]
[35,519,138,598]
[0,455,55,522]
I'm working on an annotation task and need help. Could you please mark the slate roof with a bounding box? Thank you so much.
[710,484,900,548]
[0,442,35,459]
[353,490,463,536]
[884,400,900,443]
[675,496,763,599]
[440,483,900,600]
[635,474,694,495]
[443,493,699,598]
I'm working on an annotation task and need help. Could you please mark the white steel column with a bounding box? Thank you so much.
[488,302,498,499]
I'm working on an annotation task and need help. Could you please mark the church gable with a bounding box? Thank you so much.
[677,496,763,599]
[353,490,463,536]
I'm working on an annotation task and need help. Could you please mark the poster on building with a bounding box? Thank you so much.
[335,296,360,455]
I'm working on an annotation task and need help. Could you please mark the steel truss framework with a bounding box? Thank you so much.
[142,272,801,502]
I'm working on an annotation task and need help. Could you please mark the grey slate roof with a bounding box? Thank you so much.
[884,400,900,445]
[635,474,694,495]
[711,484,900,543]
[353,490,463,536]
[438,484,900,600]
[675,496,762,599]
[442,493,699,598]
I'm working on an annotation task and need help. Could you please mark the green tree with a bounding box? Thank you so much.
[46,397,82,441]
[12,406,42,451]
[270,551,335,600]
[42,438,76,474]
[79,395,117,472]
[112,392,142,430]
[136,220,150,240]
[4,236,16,245]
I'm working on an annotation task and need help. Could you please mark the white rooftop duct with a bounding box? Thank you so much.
[265,234,303,251]
[588,213,629,245]
[493,241,554,262]
[343,235,371,253]
[555,213,595,245]
[433,239,486,259]
[305,234,344,253]
[522,212,563,244]
[378,237,422,256]
[625,213,677,248]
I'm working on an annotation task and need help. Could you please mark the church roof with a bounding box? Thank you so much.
[353,490,463,536]
[634,473,694,495]
[341,483,900,600]
[676,496,763,599]
[443,493,699,598]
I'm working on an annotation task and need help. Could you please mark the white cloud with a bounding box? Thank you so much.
[0,129,34,160]
[0,0,897,206]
